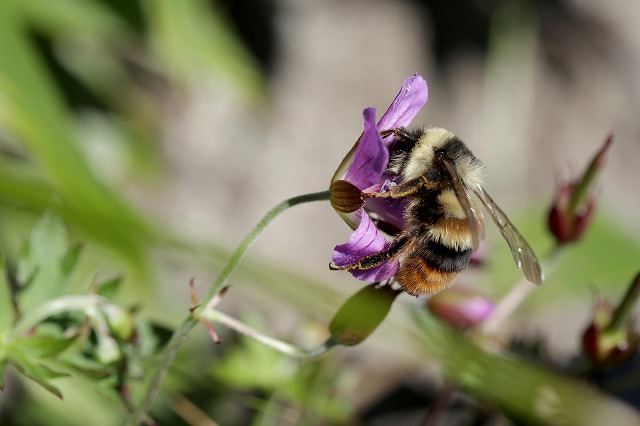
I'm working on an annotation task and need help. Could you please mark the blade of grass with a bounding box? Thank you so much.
[413,311,640,425]
[0,2,155,278]
[143,0,265,97]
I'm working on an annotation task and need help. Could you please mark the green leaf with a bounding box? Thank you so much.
[0,334,75,398]
[7,344,68,399]
[11,362,66,399]
[0,1,155,281]
[0,250,15,332]
[0,156,56,211]
[60,354,114,381]
[27,213,68,267]
[11,333,77,359]
[17,213,71,310]
[4,330,77,399]
[0,360,6,390]
[145,0,264,97]
[60,243,83,280]
[21,0,127,40]
[413,311,640,425]
[95,276,122,300]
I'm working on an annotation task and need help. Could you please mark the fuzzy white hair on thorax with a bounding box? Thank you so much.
[402,127,485,189]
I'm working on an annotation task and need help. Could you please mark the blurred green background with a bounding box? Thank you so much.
[0,0,639,424]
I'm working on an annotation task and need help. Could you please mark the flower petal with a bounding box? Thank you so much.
[377,74,428,133]
[331,74,428,185]
[343,108,388,190]
[364,197,407,231]
[350,256,398,282]
[332,210,399,282]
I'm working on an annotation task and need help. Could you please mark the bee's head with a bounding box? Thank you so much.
[400,128,483,188]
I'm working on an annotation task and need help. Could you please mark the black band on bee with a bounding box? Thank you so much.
[413,236,472,273]
[383,127,423,148]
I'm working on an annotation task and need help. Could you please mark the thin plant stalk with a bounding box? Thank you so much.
[128,190,330,425]
[201,309,332,359]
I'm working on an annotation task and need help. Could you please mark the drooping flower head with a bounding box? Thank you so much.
[330,74,428,282]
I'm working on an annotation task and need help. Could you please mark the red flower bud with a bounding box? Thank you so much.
[547,135,612,244]
[582,272,640,365]
[547,183,596,243]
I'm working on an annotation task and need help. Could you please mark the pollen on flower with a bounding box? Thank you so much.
[380,179,397,193]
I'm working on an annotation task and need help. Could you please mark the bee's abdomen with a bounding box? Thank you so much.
[414,236,472,272]
[394,231,472,296]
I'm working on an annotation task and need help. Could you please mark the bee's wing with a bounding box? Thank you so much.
[435,153,485,249]
[473,186,544,285]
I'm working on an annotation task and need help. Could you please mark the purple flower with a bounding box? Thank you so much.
[330,74,428,282]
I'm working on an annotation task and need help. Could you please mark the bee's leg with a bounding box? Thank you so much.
[379,127,413,140]
[341,250,390,271]
[362,174,442,200]
[333,234,411,271]
[380,129,395,138]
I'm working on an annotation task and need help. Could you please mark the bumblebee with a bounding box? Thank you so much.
[342,127,543,296]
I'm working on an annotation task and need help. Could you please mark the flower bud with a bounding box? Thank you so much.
[427,286,495,328]
[582,272,640,365]
[328,284,401,346]
[547,135,612,244]
[95,332,121,364]
[547,183,595,244]
[469,241,489,267]
[102,304,134,341]
[330,180,364,214]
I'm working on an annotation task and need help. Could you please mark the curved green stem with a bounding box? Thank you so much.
[10,295,100,337]
[200,190,331,312]
[201,309,332,359]
[128,190,330,425]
